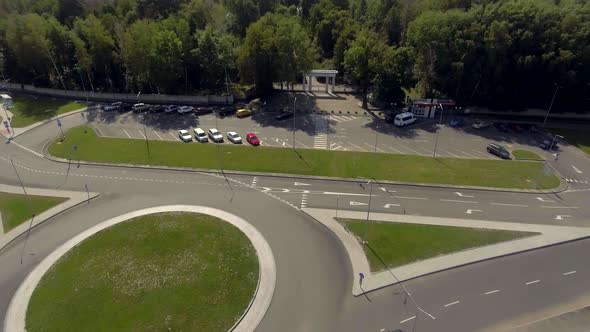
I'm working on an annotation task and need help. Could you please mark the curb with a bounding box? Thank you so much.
[4,205,276,332]
[6,107,92,140]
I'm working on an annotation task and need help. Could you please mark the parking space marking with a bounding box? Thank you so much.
[442,150,462,158]
[122,129,131,138]
[153,131,163,140]
[93,126,105,137]
[384,146,404,154]
[169,132,180,141]
[346,142,368,152]
[137,129,146,139]
[399,144,427,156]
[295,140,310,149]
[363,142,385,153]
[458,150,479,158]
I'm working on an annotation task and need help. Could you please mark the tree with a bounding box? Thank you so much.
[192,27,237,91]
[148,29,184,93]
[225,0,260,37]
[119,20,157,88]
[238,13,316,94]
[344,29,387,108]
[373,46,415,105]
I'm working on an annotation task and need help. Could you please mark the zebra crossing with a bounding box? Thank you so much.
[328,115,358,123]
[565,178,589,184]
[313,115,328,149]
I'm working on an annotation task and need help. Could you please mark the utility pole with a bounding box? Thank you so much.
[432,103,444,158]
[10,158,35,264]
[292,96,297,149]
[363,181,373,244]
[543,85,560,127]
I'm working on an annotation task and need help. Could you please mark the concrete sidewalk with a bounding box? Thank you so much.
[303,208,590,296]
[0,184,100,250]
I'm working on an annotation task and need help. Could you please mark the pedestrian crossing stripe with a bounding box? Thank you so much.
[566,178,589,184]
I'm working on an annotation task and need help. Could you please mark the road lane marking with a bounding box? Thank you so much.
[153,131,163,140]
[400,316,416,324]
[563,270,576,276]
[536,197,555,203]
[490,203,528,207]
[455,192,474,198]
[444,301,460,307]
[440,199,478,204]
[484,290,500,295]
[572,165,583,174]
[350,201,368,206]
[7,141,44,157]
[465,209,482,214]
[384,204,400,208]
[137,129,146,139]
[555,215,572,220]
[541,206,578,209]
[122,129,131,138]
[294,182,310,186]
[525,279,541,285]
[394,196,428,200]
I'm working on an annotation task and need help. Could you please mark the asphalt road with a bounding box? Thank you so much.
[1,110,590,332]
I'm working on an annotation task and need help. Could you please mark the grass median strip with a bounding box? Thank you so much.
[512,149,543,160]
[0,193,67,233]
[6,96,85,128]
[340,219,537,272]
[49,126,559,189]
[26,212,258,332]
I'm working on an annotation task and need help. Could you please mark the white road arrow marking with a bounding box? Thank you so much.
[466,209,483,214]
[380,187,396,193]
[294,182,311,186]
[536,197,555,203]
[555,215,572,220]
[350,201,368,206]
[572,165,583,174]
[455,192,474,198]
[384,204,400,208]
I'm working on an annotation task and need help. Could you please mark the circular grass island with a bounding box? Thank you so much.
[25,212,259,331]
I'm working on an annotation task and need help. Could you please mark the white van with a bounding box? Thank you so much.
[194,128,208,142]
[393,112,416,127]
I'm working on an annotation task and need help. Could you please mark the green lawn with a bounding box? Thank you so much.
[6,96,85,128]
[48,126,560,189]
[512,149,543,160]
[548,128,590,155]
[0,193,67,233]
[27,212,259,332]
[340,219,537,271]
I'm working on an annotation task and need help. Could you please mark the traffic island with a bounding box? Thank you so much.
[6,206,276,332]
[0,192,67,233]
[512,149,544,161]
[48,126,560,190]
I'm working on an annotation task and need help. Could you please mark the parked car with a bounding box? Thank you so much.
[193,128,208,142]
[214,107,236,117]
[117,103,133,112]
[177,106,194,114]
[164,105,179,113]
[246,133,260,146]
[178,129,192,142]
[494,122,509,132]
[132,103,148,112]
[509,123,525,133]
[539,139,559,150]
[449,118,464,127]
[194,107,213,115]
[486,143,511,159]
[275,109,294,120]
[236,108,252,118]
[393,112,417,127]
[472,120,490,129]
[227,131,242,144]
[208,128,223,142]
[103,102,122,112]
[148,105,164,113]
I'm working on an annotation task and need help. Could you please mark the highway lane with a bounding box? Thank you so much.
[2,119,590,331]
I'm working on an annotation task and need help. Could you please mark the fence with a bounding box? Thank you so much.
[1,83,233,105]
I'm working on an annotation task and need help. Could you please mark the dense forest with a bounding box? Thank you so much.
[0,0,588,111]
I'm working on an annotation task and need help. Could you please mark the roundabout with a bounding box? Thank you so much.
[4,206,276,332]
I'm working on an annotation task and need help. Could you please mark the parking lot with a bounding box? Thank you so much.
[85,105,554,160]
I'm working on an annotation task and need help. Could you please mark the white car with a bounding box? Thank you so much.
[177,106,194,114]
[208,128,223,143]
[227,131,242,144]
[178,129,192,142]
[164,105,179,113]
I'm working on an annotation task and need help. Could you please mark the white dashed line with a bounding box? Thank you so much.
[541,206,579,209]
[444,300,460,307]
[400,316,416,324]
[490,203,529,207]
[484,290,500,295]
[394,196,428,200]
[440,199,478,204]
[525,280,541,285]
[122,129,131,138]
[563,271,577,276]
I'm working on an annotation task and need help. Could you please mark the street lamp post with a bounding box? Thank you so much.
[543,85,560,128]
[292,96,297,149]
[363,180,373,244]
[549,134,563,152]
[432,103,444,158]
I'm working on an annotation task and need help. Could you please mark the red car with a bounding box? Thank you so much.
[246,133,260,146]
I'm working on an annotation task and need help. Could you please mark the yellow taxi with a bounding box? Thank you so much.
[236,108,252,118]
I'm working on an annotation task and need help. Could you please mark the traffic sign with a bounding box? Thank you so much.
[57,119,62,127]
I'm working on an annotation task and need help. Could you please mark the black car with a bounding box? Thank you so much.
[494,122,509,132]
[486,143,511,159]
[117,103,133,112]
[275,110,294,120]
[214,107,236,117]
[148,105,164,113]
